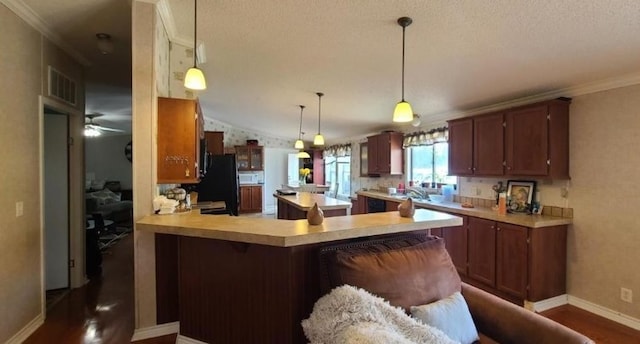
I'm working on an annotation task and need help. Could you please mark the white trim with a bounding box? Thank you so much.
[568,295,640,331]
[176,334,209,344]
[131,321,180,341]
[5,313,44,344]
[0,0,90,66]
[524,294,568,312]
[155,0,176,39]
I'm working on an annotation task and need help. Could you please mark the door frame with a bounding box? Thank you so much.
[39,96,85,315]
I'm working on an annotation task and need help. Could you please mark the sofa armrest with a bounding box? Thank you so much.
[461,283,594,344]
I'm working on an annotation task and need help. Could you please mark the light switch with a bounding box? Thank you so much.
[16,201,24,217]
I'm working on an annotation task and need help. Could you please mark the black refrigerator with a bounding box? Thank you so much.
[195,154,239,216]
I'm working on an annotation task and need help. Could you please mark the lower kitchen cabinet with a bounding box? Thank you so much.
[442,216,468,277]
[385,200,400,212]
[496,222,529,300]
[467,217,497,287]
[239,185,262,213]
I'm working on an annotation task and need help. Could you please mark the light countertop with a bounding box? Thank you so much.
[356,190,572,228]
[274,192,351,211]
[136,208,462,247]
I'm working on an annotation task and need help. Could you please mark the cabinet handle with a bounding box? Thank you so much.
[468,167,472,171]
[497,227,501,231]
[491,225,495,229]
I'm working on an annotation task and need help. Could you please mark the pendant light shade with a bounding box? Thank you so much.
[314,92,325,146]
[294,105,305,149]
[392,17,413,123]
[184,0,207,90]
[297,151,311,159]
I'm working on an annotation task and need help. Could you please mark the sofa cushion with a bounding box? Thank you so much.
[320,235,461,311]
[411,291,479,344]
[87,189,121,206]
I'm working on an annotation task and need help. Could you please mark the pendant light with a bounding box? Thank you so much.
[297,151,311,159]
[314,92,325,146]
[392,17,413,123]
[294,105,305,149]
[184,0,207,90]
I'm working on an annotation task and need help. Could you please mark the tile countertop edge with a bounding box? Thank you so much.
[136,209,462,247]
[356,190,572,228]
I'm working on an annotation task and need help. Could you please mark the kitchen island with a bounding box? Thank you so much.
[137,209,461,344]
[274,191,352,219]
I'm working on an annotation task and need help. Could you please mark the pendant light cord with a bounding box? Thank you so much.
[401,24,406,101]
[317,92,323,134]
[298,105,305,140]
[193,0,198,68]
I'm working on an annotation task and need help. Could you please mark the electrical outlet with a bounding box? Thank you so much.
[16,201,24,217]
[621,287,633,303]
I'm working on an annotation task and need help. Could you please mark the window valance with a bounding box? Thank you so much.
[403,126,448,148]
[322,143,351,158]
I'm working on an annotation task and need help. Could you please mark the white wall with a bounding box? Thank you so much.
[85,134,133,189]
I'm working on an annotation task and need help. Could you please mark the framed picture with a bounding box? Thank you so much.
[506,180,536,212]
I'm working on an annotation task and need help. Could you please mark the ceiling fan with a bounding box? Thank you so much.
[84,114,124,137]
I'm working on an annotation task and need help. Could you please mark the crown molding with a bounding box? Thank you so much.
[1,0,91,66]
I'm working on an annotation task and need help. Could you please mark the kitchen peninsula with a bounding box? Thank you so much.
[274,191,352,219]
[137,209,461,343]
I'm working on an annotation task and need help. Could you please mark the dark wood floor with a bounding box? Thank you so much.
[24,231,640,343]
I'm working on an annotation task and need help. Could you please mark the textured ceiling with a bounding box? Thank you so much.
[16,0,640,142]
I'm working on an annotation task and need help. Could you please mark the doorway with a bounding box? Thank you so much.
[43,107,70,307]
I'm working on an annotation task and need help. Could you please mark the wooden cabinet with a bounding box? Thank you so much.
[448,114,504,176]
[367,132,404,175]
[468,217,497,287]
[157,97,202,184]
[505,99,570,178]
[442,215,468,277]
[239,185,262,213]
[235,145,264,171]
[474,113,505,175]
[204,131,224,155]
[496,222,529,300]
[385,200,400,212]
[448,118,474,176]
[448,98,570,178]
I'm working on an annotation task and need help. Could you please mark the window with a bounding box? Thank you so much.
[408,142,457,187]
[324,156,351,199]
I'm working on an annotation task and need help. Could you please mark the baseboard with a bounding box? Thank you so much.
[176,334,208,344]
[525,294,568,312]
[5,312,44,344]
[568,295,640,331]
[131,321,179,342]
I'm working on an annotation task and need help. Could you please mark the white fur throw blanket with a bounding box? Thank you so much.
[301,285,459,344]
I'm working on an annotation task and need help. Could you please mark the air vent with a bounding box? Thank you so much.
[48,66,77,106]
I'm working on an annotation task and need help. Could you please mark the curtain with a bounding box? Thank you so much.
[323,143,351,158]
[403,126,448,148]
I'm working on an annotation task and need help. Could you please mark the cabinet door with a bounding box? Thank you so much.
[239,186,252,212]
[505,105,549,175]
[250,185,262,212]
[377,134,392,173]
[249,147,264,170]
[468,217,496,287]
[385,200,400,212]
[442,215,468,276]
[496,223,528,299]
[448,118,474,176]
[473,113,504,175]
[312,150,324,184]
[204,131,224,155]
[236,146,250,170]
[367,135,379,174]
[157,97,199,183]
[430,228,443,237]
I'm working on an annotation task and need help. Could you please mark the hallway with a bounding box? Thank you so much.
[25,234,135,343]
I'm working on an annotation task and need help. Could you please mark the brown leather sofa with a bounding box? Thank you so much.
[319,234,594,344]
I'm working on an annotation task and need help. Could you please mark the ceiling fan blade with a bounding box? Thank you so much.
[97,126,125,132]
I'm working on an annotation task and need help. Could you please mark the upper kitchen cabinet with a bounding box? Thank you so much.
[157,97,202,184]
[505,98,570,178]
[367,132,404,175]
[235,145,264,171]
[448,98,570,179]
[449,112,506,176]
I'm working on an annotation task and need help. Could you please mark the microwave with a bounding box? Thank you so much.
[238,173,259,184]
